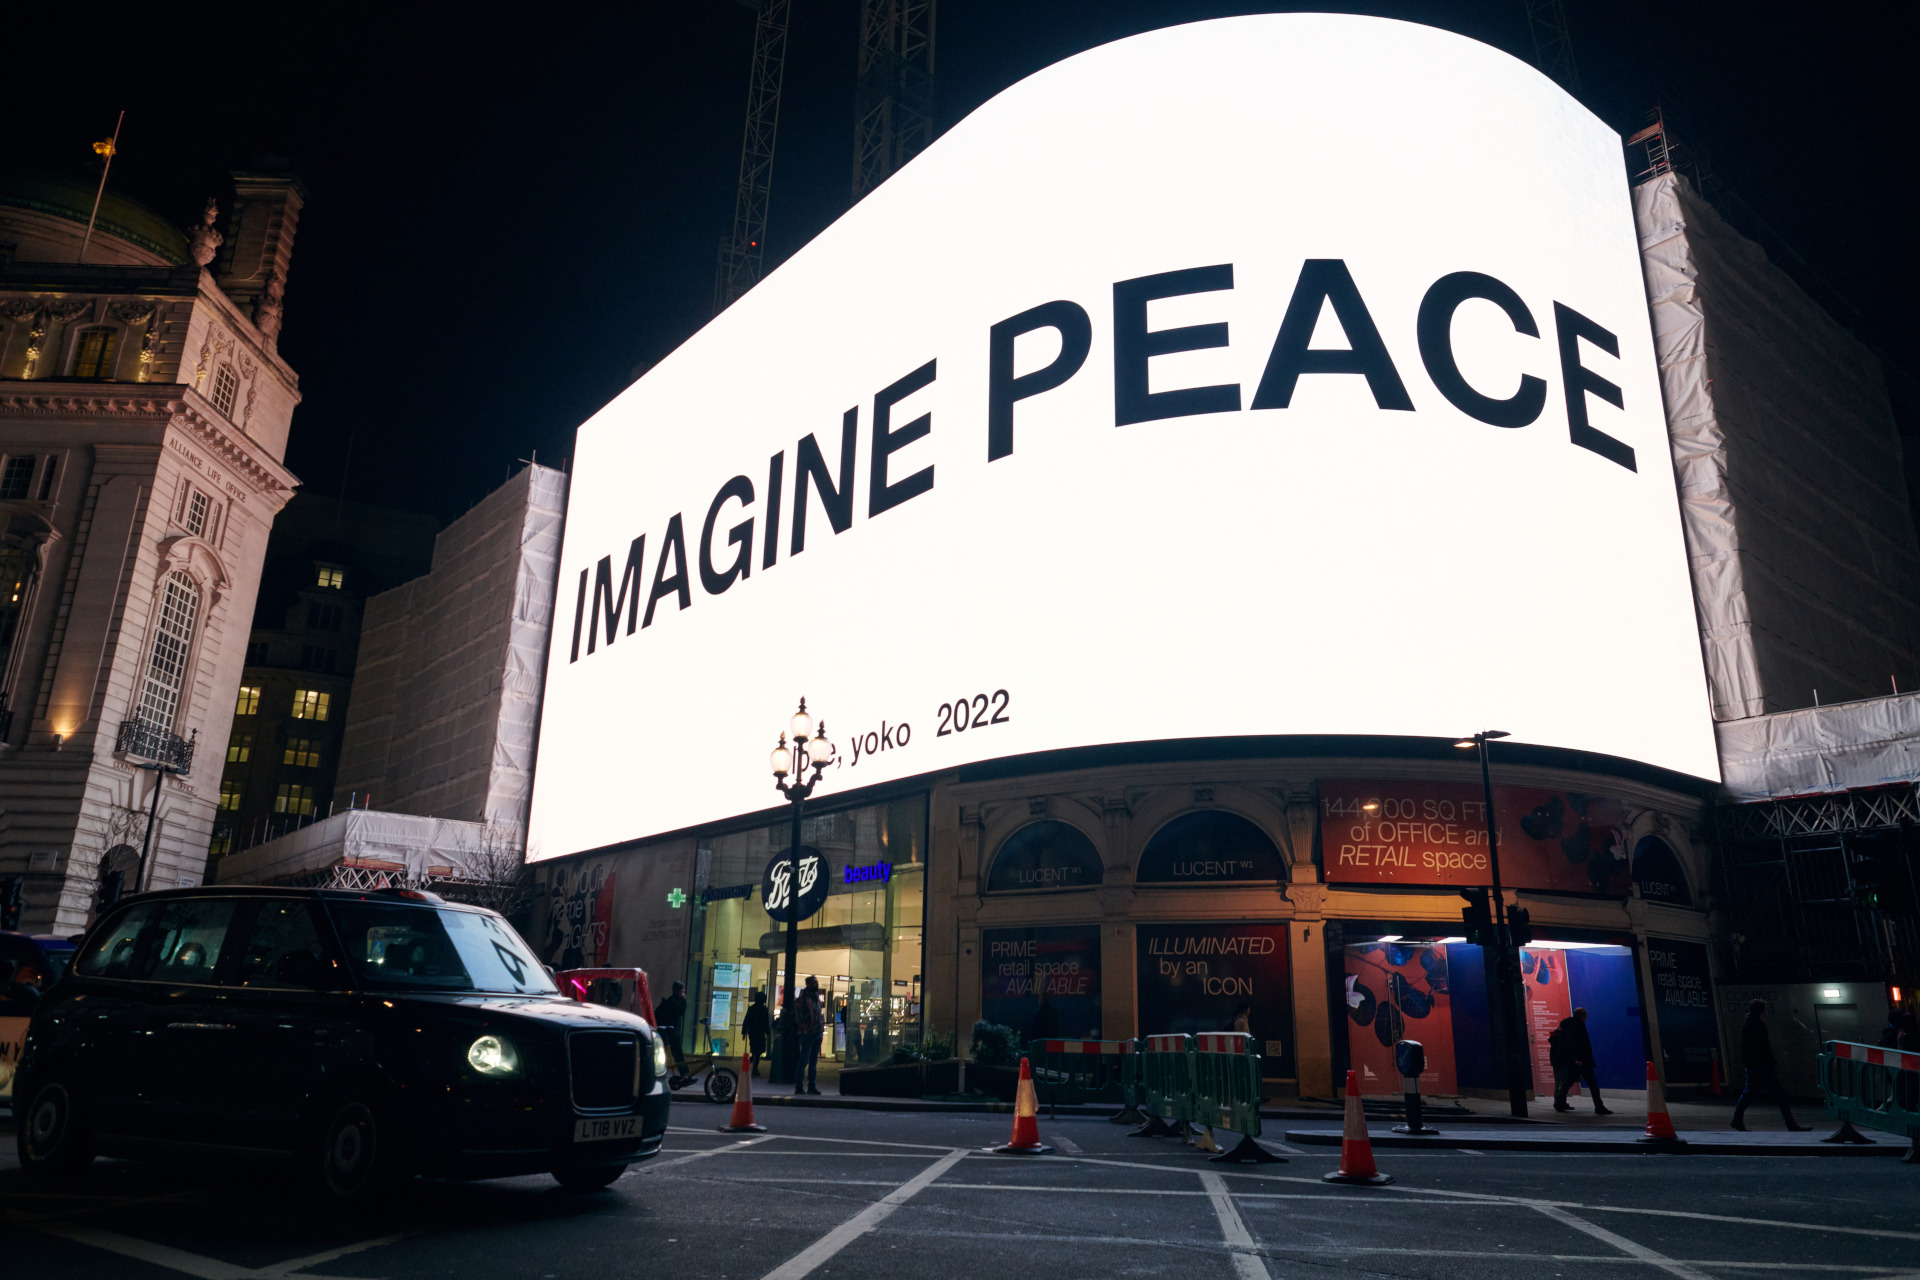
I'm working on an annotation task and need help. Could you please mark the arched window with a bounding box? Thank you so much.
[1136,810,1284,885]
[211,363,238,416]
[70,326,119,379]
[1631,835,1692,906]
[986,820,1102,893]
[136,570,200,732]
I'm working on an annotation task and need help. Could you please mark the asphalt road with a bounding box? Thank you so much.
[3,1103,1914,1279]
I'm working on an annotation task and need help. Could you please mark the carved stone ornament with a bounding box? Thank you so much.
[109,301,158,327]
[188,199,223,268]
[1282,881,1329,918]
[253,268,285,343]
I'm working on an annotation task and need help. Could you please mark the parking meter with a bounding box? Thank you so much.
[1391,1039,1438,1135]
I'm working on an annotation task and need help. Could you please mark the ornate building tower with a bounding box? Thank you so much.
[0,168,305,932]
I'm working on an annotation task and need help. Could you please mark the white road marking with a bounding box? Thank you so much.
[667,1126,954,1152]
[1534,1203,1715,1280]
[1051,1132,1084,1156]
[758,1147,970,1280]
[635,1134,777,1173]
[29,1222,388,1280]
[1457,1147,1486,1155]
[1198,1170,1271,1280]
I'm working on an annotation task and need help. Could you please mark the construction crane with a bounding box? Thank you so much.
[715,0,792,314]
[713,0,937,315]
[852,0,936,200]
[1522,0,1582,96]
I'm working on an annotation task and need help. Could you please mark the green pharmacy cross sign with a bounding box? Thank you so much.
[667,888,687,909]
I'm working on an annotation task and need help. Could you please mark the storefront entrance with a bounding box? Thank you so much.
[685,797,927,1085]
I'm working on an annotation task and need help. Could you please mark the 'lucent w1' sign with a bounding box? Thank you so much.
[530,14,1717,860]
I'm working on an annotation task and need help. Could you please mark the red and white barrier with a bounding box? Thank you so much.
[1193,1033,1255,1055]
[1831,1042,1920,1073]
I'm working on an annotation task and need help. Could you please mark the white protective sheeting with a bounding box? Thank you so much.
[1717,691,1920,800]
[486,464,566,844]
[1636,172,1761,720]
[213,809,495,885]
[1636,173,1920,723]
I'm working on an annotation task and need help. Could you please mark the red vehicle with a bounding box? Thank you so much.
[555,967,737,1104]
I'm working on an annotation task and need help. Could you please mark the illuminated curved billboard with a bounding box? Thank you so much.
[528,13,1717,860]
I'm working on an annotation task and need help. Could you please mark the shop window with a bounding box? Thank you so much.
[211,363,238,416]
[1135,810,1283,885]
[234,684,261,715]
[290,689,330,720]
[316,565,344,590]
[0,455,35,499]
[218,780,243,811]
[1631,836,1692,906]
[70,326,118,379]
[226,731,251,763]
[670,795,927,1070]
[273,783,314,816]
[283,737,321,768]
[985,820,1102,893]
[135,570,199,733]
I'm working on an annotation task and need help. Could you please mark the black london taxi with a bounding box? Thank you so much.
[11,886,669,1201]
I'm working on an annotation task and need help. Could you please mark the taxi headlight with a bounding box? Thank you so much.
[652,1034,668,1077]
[467,1034,521,1077]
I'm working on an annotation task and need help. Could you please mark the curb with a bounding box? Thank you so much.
[1283,1127,1909,1157]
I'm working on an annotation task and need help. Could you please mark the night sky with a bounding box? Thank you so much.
[10,1,1915,525]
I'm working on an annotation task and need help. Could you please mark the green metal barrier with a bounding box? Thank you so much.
[1818,1039,1920,1160]
[1128,1033,1193,1137]
[1189,1032,1281,1163]
[1024,1039,1134,1110]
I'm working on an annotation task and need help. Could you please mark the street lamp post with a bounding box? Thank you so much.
[769,698,835,1086]
[1457,730,1529,1118]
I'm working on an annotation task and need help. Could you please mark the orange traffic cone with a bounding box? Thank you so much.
[1638,1061,1686,1146]
[1322,1069,1393,1185]
[1709,1050,1724,1097]
[720,1054,766,1133]
[989,1057,1054,1154]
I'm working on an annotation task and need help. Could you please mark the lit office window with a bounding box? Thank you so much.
[235,685,262,716]
[219,780,243,811]
[227,731,252,764]
[291,689,331,721]
[283,737,321,768]
[70,327,118,378]
[316,566,345,590]
[273,784,314,816]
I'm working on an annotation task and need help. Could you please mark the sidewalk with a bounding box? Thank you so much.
[1283,1123,1907,1156]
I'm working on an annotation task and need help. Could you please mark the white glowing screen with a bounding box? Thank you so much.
[530,14,1717,860]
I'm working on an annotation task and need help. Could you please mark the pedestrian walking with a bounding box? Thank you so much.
[1548,1007,1612,1114]
[1731,998,1810,1131]
[794,975,825,1095]
[1231,1002,1252,1035]
[743,989,770,1077]
[654,980,689,1080]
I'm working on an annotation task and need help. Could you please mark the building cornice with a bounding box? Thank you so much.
[0,387,299,498]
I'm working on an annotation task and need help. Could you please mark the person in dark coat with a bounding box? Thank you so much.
[1732,998,1809,1131]
[1549,1007,1612,1114]
[654,981,689,1079]
[743,989,770,1077]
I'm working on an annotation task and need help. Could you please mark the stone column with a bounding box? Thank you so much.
[1281,790,1333,1098]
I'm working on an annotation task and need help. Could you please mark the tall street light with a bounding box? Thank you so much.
[1456,730,1529,1118]
[770,698,835,1086]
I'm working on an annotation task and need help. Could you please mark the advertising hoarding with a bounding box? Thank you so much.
[1320,779,1631,894]
[1137,923,1293,1078]
[530,14,1717,860]
[981,925,1102,1040]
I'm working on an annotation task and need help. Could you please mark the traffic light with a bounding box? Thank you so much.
[1,877,21,931]
[1460,887,1493,947]
[1852,826,1917,916]
[1508,905,1533,948]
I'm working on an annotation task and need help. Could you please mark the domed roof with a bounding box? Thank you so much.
[0,173,191,266]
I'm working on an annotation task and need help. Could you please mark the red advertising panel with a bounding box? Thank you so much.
[1321,780,1630,895]
[1344,942,1458,1094]
[1521,947,1575,1095]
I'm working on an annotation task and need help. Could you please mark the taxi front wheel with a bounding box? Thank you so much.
[314,1098,406,1205]
[17,1080,95,1175]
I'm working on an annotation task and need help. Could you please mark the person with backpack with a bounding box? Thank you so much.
[1549,1007,1612,1114]
[743,989,771,1077]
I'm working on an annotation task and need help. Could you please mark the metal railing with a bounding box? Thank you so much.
[114,718,195,772]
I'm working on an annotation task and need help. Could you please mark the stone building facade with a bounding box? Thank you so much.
[0,170,305,932]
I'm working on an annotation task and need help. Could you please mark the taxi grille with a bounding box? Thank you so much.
[569,1031,639,1109]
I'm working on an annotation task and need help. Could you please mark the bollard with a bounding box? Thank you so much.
[1390,1039,1438,1135]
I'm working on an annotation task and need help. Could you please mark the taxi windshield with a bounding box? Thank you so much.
[325,901,556,996]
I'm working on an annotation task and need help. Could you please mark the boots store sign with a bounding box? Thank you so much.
[529,14,1718,860]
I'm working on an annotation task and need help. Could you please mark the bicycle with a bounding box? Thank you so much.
[667,1029,739,1105]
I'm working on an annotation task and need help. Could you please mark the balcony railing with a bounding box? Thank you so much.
[115,719,196,772]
